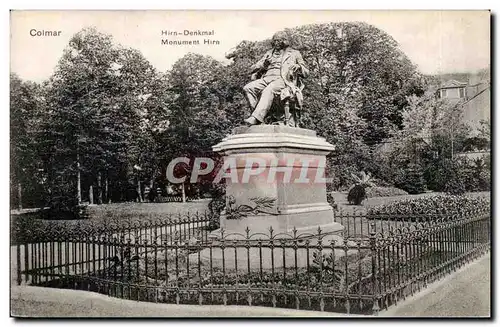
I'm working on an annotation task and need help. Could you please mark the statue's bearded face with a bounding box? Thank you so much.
[271,34,287,49]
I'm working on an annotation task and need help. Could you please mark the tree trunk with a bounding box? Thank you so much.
[89,185,94,205]
[76,151,82,204]
[97,172,103,205]
[451,135,455,160]
[137,178,143,203]
[105,177,110,204]
[181,183,186,203]
[149,178,154,202]
[17,182,22,211]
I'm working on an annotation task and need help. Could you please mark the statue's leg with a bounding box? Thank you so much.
[291,109,298,127]
[290,102,298,127]
[243,79,267,110]
[287,112,296,127]
[283,100,291,126]
[251,78,286,123]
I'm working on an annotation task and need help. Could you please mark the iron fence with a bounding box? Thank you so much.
[15,208,490,315]
[11,210,212,245]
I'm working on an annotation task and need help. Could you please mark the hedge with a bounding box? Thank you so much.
[367,194,490,218]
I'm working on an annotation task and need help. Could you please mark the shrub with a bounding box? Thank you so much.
[395,163,426,194]
[426,157,491,193]
[470,157,491,191]
[348,185,367,205]
[207,183,226,230]
[347,171,375,205]
[444,173,467,195]
[367,194,490,219]
[446,158,476,195]
[365,186,408,198]
[437,157,491,195]
[424,159,451,192]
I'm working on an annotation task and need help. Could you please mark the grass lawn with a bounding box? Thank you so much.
[85,200,211,222]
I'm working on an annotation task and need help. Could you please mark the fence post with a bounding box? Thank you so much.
[17,243,22,286]
[370,222,380,315]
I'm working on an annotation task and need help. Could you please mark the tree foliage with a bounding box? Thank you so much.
[10,74,47,207]
[38,27,167,209]
[380,81,489,194]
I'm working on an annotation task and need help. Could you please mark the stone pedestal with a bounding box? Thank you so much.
[197,125,344,268]
[212,125,342,237]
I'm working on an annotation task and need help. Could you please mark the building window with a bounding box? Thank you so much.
[440,89,447,98]
[459,87,465,98]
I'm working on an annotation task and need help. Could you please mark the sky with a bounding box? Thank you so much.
[10,10,490,82]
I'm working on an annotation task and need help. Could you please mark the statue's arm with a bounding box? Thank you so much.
[249,51,270,74]
[296,51,309,78]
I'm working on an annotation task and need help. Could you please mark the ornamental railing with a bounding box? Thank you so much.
[15,208,490,315]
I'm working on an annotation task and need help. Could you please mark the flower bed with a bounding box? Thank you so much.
[367,194,490,218]
[365,186,408,198]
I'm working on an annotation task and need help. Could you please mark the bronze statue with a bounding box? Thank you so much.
[241,31,309,127]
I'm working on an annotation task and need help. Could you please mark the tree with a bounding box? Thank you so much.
[163,53,235,156]
[386,85,472,192]
[282,22,424,143]
[10,74,47,209]
[226,23,411,134]
[155,53,236,195]
[42,27,164,209]
[43,27,119,208]
[107,47,165,202]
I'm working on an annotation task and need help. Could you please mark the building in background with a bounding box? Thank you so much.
[436,71,491,160]
[436,74,490,136]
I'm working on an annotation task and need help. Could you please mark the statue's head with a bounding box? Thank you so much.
[271,31,290,50]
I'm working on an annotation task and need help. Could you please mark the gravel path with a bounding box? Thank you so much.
[10,286,353,317]
[380,252,490,317]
